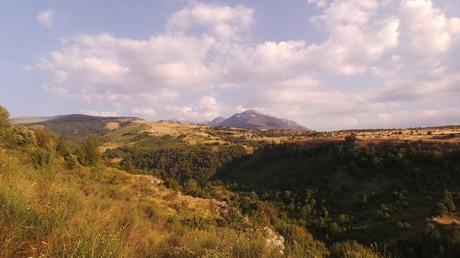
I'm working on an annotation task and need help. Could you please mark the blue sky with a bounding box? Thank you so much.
[1,0,460,130]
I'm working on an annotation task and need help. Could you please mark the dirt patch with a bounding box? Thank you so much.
[106,122,120,130]
[431,215,460,226]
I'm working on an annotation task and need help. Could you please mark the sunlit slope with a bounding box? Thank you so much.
[0,143,280,257]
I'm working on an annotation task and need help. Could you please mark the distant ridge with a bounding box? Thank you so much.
[12,114,141,141]
[11,114,139,125]
[10,116,63,124]
[213,110,310,131]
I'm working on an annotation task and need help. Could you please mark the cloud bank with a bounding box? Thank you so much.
[35,0,460,130]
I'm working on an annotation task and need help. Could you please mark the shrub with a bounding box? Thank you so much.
[77,135,100,166]
[34,129,56,150]
[11,126,36,147]
[29,147,55,169]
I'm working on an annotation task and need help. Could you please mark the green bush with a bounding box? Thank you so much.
[11,126,36,147]
[34,129,56,150]
[77,135,101,166]
[29,147,55,169]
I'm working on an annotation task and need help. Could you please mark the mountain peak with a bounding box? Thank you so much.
[216,111,310,131]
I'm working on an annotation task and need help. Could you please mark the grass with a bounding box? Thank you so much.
[0,145,285,257]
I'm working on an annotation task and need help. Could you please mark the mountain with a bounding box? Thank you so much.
[207,116,226,127]
[217,110,310,131]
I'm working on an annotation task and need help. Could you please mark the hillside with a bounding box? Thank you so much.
[217,110,310,131]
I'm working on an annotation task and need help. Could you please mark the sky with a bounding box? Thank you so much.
[0,0,460,131]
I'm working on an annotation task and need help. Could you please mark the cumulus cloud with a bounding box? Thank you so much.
[399,0,457,57]
[166,2,253,41]
[37,9,55,27]
[36,33,216,100]
[33,0,460,130]
[163,96,221,121]
[308,0,400,75]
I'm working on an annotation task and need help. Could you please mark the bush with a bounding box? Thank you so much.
[29,147,55,169]
[55,137,77,169]
[11,126,36,147]
[77,135,100,166]
[34,129,56,150]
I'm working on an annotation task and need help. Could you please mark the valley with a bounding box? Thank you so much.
[3,107,460,257]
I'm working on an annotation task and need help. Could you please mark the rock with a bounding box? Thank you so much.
[264,226,285,254]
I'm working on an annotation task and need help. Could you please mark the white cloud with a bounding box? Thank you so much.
[33,1,460,130]
[399,0,457,57]
[37,9,55,27]
[179,96,221,121]
[308,0,400,75]
[132,108,156,117]
[166,2,253,41]
[37,33,217,100]
[80,110,119,117]
[308,0,329,8]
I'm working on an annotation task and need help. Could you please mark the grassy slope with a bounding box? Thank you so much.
[0,146,279,258]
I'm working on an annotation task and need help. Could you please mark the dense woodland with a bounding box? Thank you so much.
[216,139,460,257]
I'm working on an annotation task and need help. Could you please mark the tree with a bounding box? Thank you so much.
[344,133,357,146]
[0,105,11,141]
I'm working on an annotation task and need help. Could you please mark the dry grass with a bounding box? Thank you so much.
[0,146,282,257]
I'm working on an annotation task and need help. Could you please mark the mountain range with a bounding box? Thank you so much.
[12,110,309,132]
